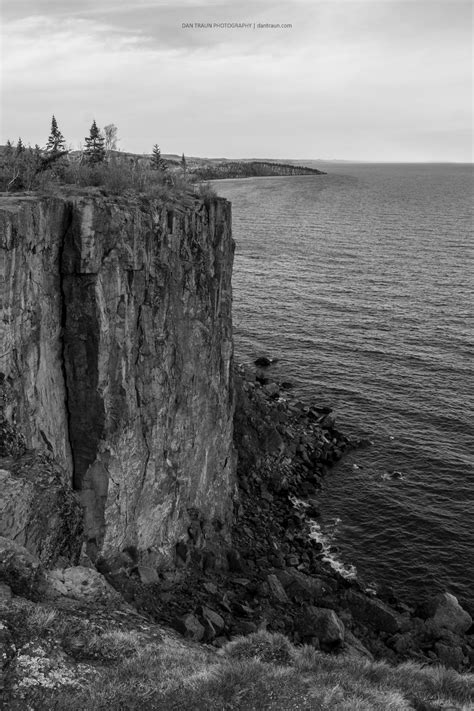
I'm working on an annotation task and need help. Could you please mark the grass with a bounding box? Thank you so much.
[10,623,470,711]
[224,630,294,664]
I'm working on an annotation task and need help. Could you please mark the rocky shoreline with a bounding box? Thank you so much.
[102,363,473,673]
[1,360,473,705]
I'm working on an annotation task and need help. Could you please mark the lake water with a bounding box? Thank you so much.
[213,162,474,609]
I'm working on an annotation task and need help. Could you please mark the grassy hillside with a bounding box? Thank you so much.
[3,596,473,711]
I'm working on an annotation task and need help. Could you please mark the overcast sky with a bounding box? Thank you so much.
[1,0,472,161]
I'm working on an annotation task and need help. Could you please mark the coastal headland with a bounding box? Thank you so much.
[0,187,472,707]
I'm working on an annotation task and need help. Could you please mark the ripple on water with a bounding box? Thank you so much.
[214,164,474,605]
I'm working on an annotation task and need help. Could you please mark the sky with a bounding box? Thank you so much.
[0,0,472,161]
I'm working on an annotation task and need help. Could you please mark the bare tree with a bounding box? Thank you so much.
[103,124,119,157]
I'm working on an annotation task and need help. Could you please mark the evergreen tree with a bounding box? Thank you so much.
[16,138,25,155]
[45,115,66,154]
[3,140,14,169]
[181,152,187,176]
[84,120,106,163]
[151,144,167,171]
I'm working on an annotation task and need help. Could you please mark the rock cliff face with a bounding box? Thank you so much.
[0,190,236,566]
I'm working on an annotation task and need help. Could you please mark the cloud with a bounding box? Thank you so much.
[1,0,472,160]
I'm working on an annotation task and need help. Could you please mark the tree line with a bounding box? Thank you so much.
[2,116,189,191]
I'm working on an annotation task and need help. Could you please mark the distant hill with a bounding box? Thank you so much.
[187,159,325,180]
[0,146,327,181]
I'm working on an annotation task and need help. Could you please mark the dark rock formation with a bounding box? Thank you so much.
[0,190,236,566]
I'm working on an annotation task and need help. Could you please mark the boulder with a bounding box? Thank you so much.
[297,606,345,649]
[429,593,472,635]
[267,574,289,603]
[263,383,280,398]
[173,613,205,641]
[200,606,225,638]
[0,537,44,598]
[255,357,272,367]
[45,566,121,603]
[346,590,404,634]
[320,413,336,429]
[276,569,334,602]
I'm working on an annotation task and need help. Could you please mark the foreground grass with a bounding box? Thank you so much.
[13,609,472,711]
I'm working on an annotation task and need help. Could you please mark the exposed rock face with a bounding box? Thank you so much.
[0,191,236,566]
[0,454,82,566]
[0,537,44,599]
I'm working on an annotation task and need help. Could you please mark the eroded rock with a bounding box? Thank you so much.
[0,456,82,566]
[173,613,205,641]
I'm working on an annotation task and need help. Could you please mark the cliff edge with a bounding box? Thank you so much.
[0,190,236,567]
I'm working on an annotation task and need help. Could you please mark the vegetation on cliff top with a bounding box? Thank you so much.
[0,118,214,205]
[0,116,324,200]
[3,595,473,711]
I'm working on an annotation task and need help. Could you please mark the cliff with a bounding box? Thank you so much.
[1,189,473,707]
[0,190,236,567]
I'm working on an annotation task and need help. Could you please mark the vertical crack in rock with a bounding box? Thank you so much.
[134,299,151,507]
[59,199,107,554]
[58,201,75,482]
[61,279,105,489]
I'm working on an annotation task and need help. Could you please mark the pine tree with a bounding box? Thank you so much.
[3,140,14,169]
[181,153,187,176]
[45,115,66,154]
[151,144,167,171]
[16,138,25,156]
[84,120,106,163]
